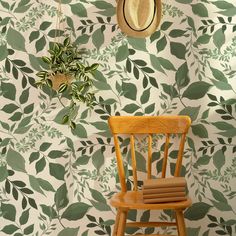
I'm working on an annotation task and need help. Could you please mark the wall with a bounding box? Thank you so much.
[0,0,236,235]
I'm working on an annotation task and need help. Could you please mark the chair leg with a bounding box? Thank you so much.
[116,209,128,236]
[112,209,121,236]
[175,210,187,236]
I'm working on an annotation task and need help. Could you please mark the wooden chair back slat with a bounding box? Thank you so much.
[162,134,170,178]
[174,133,187,177]
[147,134,152,179]
[114,134,127,192]
[130,134,138,191]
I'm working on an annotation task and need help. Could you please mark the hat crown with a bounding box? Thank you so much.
[124,0,155,30]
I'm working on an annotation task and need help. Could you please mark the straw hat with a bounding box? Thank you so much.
[116,0,162,38]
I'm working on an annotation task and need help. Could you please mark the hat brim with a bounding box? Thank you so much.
[117,0,162,38]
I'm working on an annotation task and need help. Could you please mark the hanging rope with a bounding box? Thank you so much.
[54,0,63,43]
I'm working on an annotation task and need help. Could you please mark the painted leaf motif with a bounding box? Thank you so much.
[70,3,87,17]
[128,38,147,52]
[116,44,129,62]
[92,28,104,50]
[0,165,8,182]
[0,45,8,61]
[192,124,208,138]
[175,62,189,89]
[1,224,19,234]
[213,150,225,171]
[6,148,26,173]
[170,42,186,59]
[182,82,212,99]
[1,82,16,101]
[58,228,79,236]
[185,202,212,220]
[7,27,26,51]
[1,203,16,221]
[19,209,30,225]
[62,203,91,221]
[122,82,137,101]
[179,106,200,121]
[92,149,104,172]
[191,3,208,17]
[49,163,65,180]
[213,28,225,50]
[71,123,87,138]
[55,183,69,210]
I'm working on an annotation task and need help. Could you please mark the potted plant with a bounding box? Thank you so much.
[36,37,99,129]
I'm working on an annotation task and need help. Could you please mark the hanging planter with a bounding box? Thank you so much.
[36,37,99,129]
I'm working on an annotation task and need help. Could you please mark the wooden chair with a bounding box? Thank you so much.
[108,116,192,236]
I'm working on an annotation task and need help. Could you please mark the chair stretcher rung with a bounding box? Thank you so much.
[126,221,177,228]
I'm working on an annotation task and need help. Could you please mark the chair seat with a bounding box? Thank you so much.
[110,191,192,210]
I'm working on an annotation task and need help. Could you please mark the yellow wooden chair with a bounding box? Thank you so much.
[108,116,192,236]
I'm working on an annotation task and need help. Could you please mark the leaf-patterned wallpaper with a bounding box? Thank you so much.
[0,0,235,235]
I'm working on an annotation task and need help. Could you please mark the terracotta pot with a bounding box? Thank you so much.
[50,73,73,90]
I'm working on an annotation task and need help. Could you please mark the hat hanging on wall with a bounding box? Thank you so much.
[116,0,162,38]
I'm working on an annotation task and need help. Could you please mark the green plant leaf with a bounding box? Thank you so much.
[38,178,55,192]
[123,104,140,113]
[7,27,26,51]
[58,228,79,236]
[116,44,129,62]
[1,203,16,221]
[55,183,69,210]
[2,104,19,113]
[179,106,200,121]
[1,224,19,234]
[128,37,147,52]
[23,224,34,235]
[71,123,87,138]
[39,21,52,31]
[40,205,57,219]
[212,1,234,9]
[89,188,106,203]
[48,150,65,159]
[213,28,225,50]
[182,82,212,99]
[92,28,104,50]
[175,62,189,89]
[210,187,227,203]
[217,8,236,16]
[6,148,26,172]
[192,124,208,138]
[49,163,65,180]
[0,165,8,182]
[92,149,104,172]
[122,82,137,101]
[191,3,208,17]
[35,36,46,53]
[197,34,211,44]
[29,175,44,195]
[170,42,186,59]
[185,202,212,220]
[19,88,30,104]
[19,209,30,225]
[213,149,225,172]
[70,3,87,17]
[0,45,8,61]
[62,203,91,221]
[1,82,16,101]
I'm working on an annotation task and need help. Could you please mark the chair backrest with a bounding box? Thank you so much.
[108,116,191,192]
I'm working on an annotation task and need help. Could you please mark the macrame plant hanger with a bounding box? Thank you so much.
[50,0,72,91]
